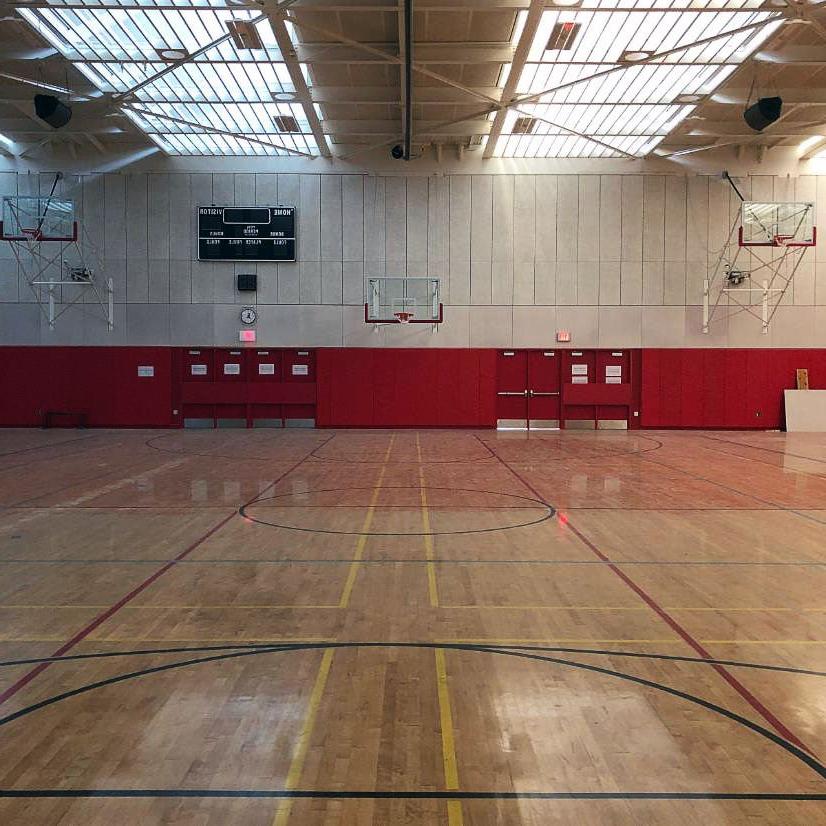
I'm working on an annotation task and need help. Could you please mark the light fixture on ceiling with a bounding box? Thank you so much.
[620,50,652,63]
[550,0,583,6]
[226,19,264,50]
[273,115,299,133]
[674,93,704,104]
[156,48,187,61]
[272,91,297,102]
[547,22,581,51]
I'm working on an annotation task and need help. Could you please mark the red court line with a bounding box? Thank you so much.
[477,435,818,758]
[0,437,333,708]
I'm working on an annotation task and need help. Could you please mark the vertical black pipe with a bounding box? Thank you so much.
[403,0,412,160]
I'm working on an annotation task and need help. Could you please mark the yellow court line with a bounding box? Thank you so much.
[416,433,439,607]
[272,647,335,826]
[0,605,343,610]
[338,435,395,608]
[435,648,463,826]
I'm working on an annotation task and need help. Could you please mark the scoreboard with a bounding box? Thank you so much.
[198,206,296,261]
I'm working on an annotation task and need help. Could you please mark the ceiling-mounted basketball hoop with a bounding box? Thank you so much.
[703,201,816,336]
[2,174,113,331]
[365,277,443,330]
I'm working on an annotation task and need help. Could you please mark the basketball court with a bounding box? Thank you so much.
[2,0,826,823]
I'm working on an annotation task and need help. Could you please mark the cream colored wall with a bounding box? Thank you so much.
[1,169,824,348]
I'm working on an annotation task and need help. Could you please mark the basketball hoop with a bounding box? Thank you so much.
[773,234,792,247]
[22,229,43,241]
[394,311,414,324]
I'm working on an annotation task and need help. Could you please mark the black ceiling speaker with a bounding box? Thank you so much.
[34,94,72,129]
[743,96,782,132]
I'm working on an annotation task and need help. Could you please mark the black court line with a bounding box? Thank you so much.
[240,486,555,536]
[702,433,826,468]
[634,441,826,529]
[696,438,826,478]
[0,433,102,459]
[2,641,825,679]
[0,789,823,801]
[0,643,824,782]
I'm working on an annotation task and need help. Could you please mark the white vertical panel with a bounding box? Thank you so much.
[513,261,534,305]
[299,174,321,262]
[642,260,663,305]
[534,176,557,262]
[321,175,342,261]
[794,176,817,305]
[577,176,599,262]
[556,262,576,305]
[190,173,213,304]
[148,173,170,260]
[664,261,686,306]
[471,176,493,264]
[470,260,492,305]
[599,176,621,261]
[342,175,364,262]
[428,176,449,300]
[556,176,578,262]
[255,173,277,205]
[492,175,514,263]
[577,262,598,305]
[149,260,170,304]
[449,176,471,304]
[620,176,643,262]
[686,176,709,263]
[664,176,687,263]
[212,173,234,205]
[168,173,191,261]
[234,173,255,205]
[0,172,17,302]
[816,176,826,264]
[599,261,620,305]
[534,261,555,305]
[278,175,301,304]
[620,261,642,305]
[299,261,321,303]
[126,173,148,303]
[384,176,406,265]
[492,261,514,305]
[642,176,665,262]
[513,175,535,263]
[364,176,386,265]
[104,174,126,258]
[321,260,343,304]
[343,261,364,305]
[406,176,428,266]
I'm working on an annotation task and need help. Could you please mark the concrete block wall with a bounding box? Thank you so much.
[1,170,825,348]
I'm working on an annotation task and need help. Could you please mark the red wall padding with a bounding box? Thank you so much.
[640,349,826,429]
[0,347,174,427]
[3,346,826,430]
[316,348,496,427]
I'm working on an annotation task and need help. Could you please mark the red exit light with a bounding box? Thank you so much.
[239,330,256,342]
[556,330,571,342]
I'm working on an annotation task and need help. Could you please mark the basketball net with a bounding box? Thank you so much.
[394,311,413,324]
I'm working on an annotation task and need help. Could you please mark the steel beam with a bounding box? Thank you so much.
[484,0,545,159]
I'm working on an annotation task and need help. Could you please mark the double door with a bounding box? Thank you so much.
[496,350,560,430]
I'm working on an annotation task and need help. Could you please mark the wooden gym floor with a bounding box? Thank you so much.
[0,428,825,825]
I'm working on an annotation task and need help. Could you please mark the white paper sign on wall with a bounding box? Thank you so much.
[223,363,241,375]
[291,364,309,376]
[258,363,275,375]
[191,364,207,376]
[572,375,588,384]
[605,366,622,377]
[137,365,154,377]
[571,364,588,376]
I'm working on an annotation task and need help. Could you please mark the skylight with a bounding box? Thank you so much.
[492,0,784,158]
[18,0,318,157]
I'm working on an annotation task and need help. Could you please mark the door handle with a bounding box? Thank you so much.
[497,390,528,396]
[529,390,560,397]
